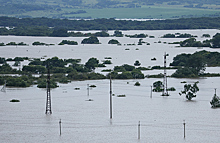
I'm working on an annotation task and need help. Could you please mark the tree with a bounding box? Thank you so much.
[211,33,220,48]
[108,39,120,44]
[113,30,123,37]
[85,57,99,71]
[81,36,100,44]
[171,52,206,77]
[122,64,135,71]
[43,57,65,68]
[210,89,220,108]
[131,69,144,79]
[134,60,141,66]
[152,81,163,92]
[179,82,199,100]
[50,28,68,37]
[58,40,78,45]
[94,31,109,37]
[185,54,206,75]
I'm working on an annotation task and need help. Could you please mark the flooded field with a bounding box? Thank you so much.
[0,29,220,142]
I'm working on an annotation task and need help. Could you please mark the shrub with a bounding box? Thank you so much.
[134,82,140,86]
[108,39,120,44]
[10,99,20,102]
[117,94,126,97]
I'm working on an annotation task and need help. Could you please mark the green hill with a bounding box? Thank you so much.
[0,0,219,19]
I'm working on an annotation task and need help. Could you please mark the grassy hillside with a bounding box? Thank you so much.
[0,0,219,19]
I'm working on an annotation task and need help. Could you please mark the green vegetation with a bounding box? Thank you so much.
[171,33,220,48]
[106,64,144,79]
[0,42,28,46]
[108,39,120,44]
[179,38,210,47]
[162,33,197,38]
[101,69,112,72]
[32,41,54,46]
[7,42,28,46]
[117,94,126,97]
[1,17,220,37]
[37,79,59,88]
[134,81,141,86]
[85,57,99,71]
[138,39,148,45]
[179,82,199,100]
[104,57,112,59]
[10,99,20,102]
[134,60,141,66]
[1,0,220,19]
[171,50,220,78]
[89,85,96,88]
[202,34,210,38]
[0,75,35,87]
[81,36,100,44]
[94,31,109,37]
[153,81,163,92]
[210,92,220,108]
[0,49,220,88]
[103,60,112,64]
[58,40,78,45]
[146,73,164,78]
[113,30,123,37]
[152,81,176,92]
[212,33,220,48]
[126,33,148,38]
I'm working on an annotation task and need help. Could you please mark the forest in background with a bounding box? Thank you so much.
[0,17,220,35]
[0,0,219,19]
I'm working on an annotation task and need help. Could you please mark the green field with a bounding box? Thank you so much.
[72,6,220,19]
[9,5,219,19]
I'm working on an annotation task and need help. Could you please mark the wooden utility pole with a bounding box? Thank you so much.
[183,120,186,138]
[87,84,89,97]
[150,85,152,98]
[59,119,62,136]
[110,74,112,119]
[138,121,140,139]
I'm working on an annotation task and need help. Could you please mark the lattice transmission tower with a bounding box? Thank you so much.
[45,67,52,114]
[162,52,169,96]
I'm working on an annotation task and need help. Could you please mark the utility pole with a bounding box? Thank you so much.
[59,119,62,136]
[150,85,152,98]
[138,121,140,139]
[162,52,169,96]
[87,84,89,97]
[183,120,186,138]
[45,66,52,114]
[110,74,112,119]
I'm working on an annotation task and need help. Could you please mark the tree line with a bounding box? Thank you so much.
[0,17,220,35]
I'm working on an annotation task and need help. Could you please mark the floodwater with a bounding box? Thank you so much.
[0,29,220,143]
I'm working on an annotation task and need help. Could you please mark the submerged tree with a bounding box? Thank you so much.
[153,81,163,92]
[179,82,199,100]
[210,89,220,108]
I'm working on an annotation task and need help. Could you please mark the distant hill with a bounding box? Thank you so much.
[0,0,220,19]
